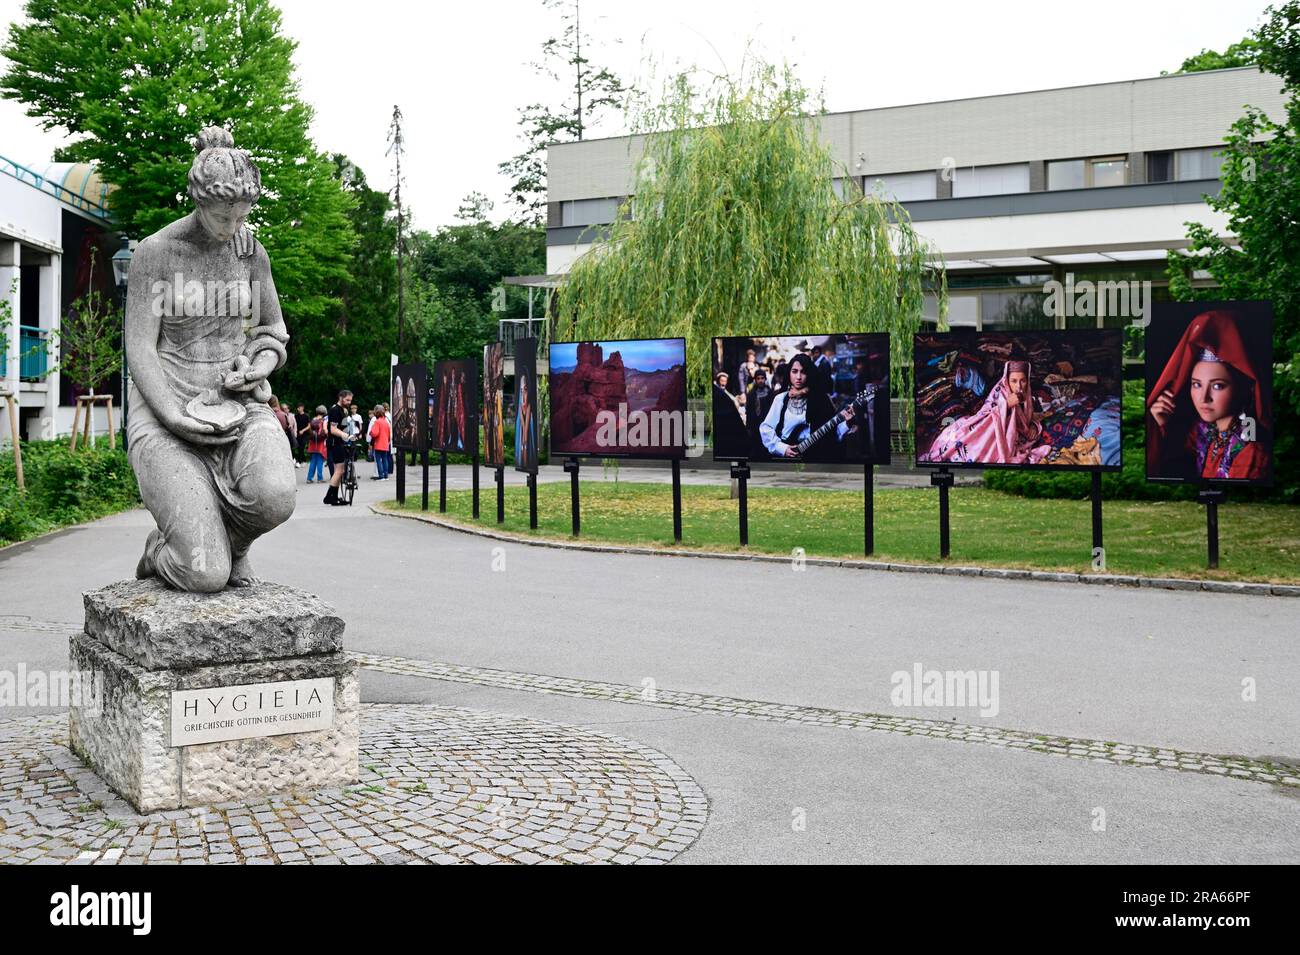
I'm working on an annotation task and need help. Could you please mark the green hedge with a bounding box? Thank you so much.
[0,438,140,546]
[983,381,1196,501]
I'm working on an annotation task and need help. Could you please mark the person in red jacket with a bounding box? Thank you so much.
[368,404,392,480]
[1147,309,1271,482]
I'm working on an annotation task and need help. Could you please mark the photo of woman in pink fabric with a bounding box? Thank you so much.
[919,360,1050,465]
[914,329,1123,469]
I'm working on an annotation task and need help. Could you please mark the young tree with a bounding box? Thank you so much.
[1167,1,1300,500]
[1,0,355,329]
[552,60,942,410]
[499,0,625,223]
[56,290,121,399]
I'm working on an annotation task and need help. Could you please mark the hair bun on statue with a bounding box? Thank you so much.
[194,126,236,153]
[187,125,261,206]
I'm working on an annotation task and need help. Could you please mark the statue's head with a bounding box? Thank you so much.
[188,126,261,243]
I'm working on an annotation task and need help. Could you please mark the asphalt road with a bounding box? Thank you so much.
[2,465,1297,863]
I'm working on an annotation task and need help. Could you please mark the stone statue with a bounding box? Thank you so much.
[125,126,295,593]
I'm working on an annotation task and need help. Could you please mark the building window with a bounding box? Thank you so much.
[952,163,1030,198]
[980,290,1051,330]
[943,295,979,327]
[1176,147,1224,181]
[1048,157,1127,189]
[868,170,937,202]
[1090,157,1127,187]
[1047,160,1085,190]
[1147,151,1174,182]
[559,197,623,227]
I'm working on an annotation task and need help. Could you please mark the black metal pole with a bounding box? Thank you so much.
[528,469,538,530]
[864,461,874,557]
[420,449,429,511]
[1199,488,1225,570]
[472,452,480,519]
[1090,469,1103,559]
[671,457,682,543]
[731,461,750,547]
[931,468,954,559]
[439,450,447,513]
[496,465,505,523]
[564,457,580,536]
[396,448,406,504]
[119,282,129,453]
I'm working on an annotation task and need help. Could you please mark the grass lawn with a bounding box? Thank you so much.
[383,480,1300,584]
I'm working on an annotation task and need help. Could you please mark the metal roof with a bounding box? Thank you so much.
[0,156,114,220]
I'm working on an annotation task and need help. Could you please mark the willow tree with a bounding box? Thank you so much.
[552,62,944,416]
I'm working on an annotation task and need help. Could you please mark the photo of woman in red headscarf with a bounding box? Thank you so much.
[1146,304,1273,484]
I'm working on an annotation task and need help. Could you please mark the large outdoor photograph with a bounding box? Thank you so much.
[914,330,1123,470]
[1145,301,1273,485]
[711,333,890,464]
[390,362,427,452]
[431,358,479,456]
[513,337,539,472]
[483,342,505,467]
[549,337,687,458]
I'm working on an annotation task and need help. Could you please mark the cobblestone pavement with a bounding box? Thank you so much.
[351,652,1300,789]
[0,705,708,865]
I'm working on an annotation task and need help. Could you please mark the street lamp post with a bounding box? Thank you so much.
[111,236,132,451]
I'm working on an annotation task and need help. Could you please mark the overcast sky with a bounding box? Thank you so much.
[0,0,1271,230]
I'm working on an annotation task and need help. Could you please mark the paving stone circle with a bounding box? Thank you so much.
[0,704,708,865]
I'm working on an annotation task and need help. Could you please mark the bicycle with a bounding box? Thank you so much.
[339,441,359,506]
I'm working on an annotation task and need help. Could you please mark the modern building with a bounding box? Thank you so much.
[542,66,1287,332]
[1,156,121,443]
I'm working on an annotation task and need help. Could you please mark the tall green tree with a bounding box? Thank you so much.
[553,61,942,409]
[273,156,397,406]
[1,0,355,327]
[499,0,625,223]
[1167,2,1300,499]
[406,194,545,367]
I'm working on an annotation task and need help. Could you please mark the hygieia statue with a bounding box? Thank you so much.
[125,126,295,593]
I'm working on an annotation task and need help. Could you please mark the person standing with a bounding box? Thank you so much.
[306,405,328,483]
[294,403,310,466]
[269,396,296,456]
[323,388,355,505]
[368,404,392,480]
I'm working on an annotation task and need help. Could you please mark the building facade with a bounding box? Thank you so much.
[543,67,1287,333]
[1,156,120,444]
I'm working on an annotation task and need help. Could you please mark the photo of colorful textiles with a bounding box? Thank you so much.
[914,330,1122,470]
[1145,301,1273,486]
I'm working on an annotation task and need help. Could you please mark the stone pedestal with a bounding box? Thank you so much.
[69,579,359,813]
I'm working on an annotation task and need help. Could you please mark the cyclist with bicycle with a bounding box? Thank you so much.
[322,388,357,506]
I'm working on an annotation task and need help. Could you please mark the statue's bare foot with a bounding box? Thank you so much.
[136,529,161,580]
[227,554,258,588]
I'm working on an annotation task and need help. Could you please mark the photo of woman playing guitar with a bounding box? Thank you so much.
[711,333,889,464]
